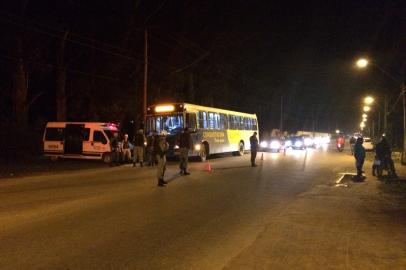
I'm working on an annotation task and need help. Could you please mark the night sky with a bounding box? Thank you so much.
[0,0,405,136]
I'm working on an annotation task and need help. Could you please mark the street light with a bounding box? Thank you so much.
[355,56,406,164]
[364,96,374,105]
[363,105,371,112]
[360,122,365,128]
[362,113,368,118]
[356,58,369,68]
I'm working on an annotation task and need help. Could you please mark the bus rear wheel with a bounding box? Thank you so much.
[238,142,245,156]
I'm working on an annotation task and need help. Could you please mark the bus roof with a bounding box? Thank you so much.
[148,103,257,118]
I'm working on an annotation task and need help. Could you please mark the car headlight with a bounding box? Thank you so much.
[295,141,303,147]
[260,141,268,148]
[304,138,313,146]
[270,140,281,149]
[285,140,292,147]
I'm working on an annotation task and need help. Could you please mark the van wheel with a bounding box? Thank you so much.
[238,142,245,156]
[102,153,112,164]
[199,143,208,162]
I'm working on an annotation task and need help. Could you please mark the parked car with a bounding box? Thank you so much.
[363,137,374,151]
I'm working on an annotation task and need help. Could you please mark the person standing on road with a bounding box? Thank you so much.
[250,132,259,167]
[133,129,146,167]
[121,134,131,163]
[353,137,366,180]
[155,130,169,187]
[146,130,157,166]
[110,132,120,166]
[178,127,192,175]
[375,136,397,177]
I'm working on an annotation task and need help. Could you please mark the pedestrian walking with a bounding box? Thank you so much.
[121,134,132,163]
[178,127,192,175]
[250,132,259,167]
[353,137,366,181]
[110,132,120,166]
[133,129,146,167]
[155,130,169,187]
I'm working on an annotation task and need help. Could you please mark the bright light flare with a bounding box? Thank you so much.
[356,58,369,68]
[362,113,367,118]
[360,122,365,128]
[260,141,268,148]
[364,96,374,105]
[363,106,371,112]
[335,129,340,134]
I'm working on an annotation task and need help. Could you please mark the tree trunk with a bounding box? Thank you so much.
[56,31,69,121]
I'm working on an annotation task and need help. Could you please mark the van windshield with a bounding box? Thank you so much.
[104,130,118,140]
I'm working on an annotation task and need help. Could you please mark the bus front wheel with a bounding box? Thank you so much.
[199,144,208,162]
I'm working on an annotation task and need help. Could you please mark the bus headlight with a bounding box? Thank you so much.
[260,141,268,148]
[195,144,201,151]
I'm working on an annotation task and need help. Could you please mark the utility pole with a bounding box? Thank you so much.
[402,83,406,164]
[143,29,148,126]
[279,95,283,132]
[383,94,388,134]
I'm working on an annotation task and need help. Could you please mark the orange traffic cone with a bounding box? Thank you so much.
[261,153,264,161]
[204,162,212,172]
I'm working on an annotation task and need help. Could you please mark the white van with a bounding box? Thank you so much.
[43,122,119,163]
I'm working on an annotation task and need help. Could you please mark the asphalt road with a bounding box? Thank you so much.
[1,146,406,269]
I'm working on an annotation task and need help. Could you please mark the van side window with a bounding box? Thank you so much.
[45,128,65,141]
[94,131,107,144]
[82,128,90,141]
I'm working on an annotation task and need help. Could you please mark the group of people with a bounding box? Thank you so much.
[353,135,397,180]
[109,128,193,187]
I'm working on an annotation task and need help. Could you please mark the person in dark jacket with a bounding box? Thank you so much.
[250,132,259,167]
[154,130,169,187]
[353,137,366,180]
[121,134,131,163]
[146,130,157,166]
[133,129,146,167]
[178,127,192,175]
[110,132,120,166]
[375,136,397,177]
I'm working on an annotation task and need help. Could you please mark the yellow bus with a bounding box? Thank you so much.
[146,103,258,161]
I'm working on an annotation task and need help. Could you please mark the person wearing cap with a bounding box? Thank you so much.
[154,130,169,187]
[178,127,192,175]
[353,137,366,180]
[121,134,132,163]
[133,129,146,167]
[250,132,259,167]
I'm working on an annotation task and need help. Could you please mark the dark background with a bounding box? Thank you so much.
[0,0,405,157]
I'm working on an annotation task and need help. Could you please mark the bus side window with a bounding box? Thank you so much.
[198,111,208,129]
[94,131,107,144]
[186,113,197,129]
[220,114,227,129]
[252,119,258,130]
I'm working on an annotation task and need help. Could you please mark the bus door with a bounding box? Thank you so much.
[64,124,85,154]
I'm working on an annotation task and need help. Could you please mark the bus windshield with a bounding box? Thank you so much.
[147,114,184,135]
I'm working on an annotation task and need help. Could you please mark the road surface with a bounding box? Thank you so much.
[1,147,406,269]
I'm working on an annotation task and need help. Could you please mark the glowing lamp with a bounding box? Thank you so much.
[155,105,175,113]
